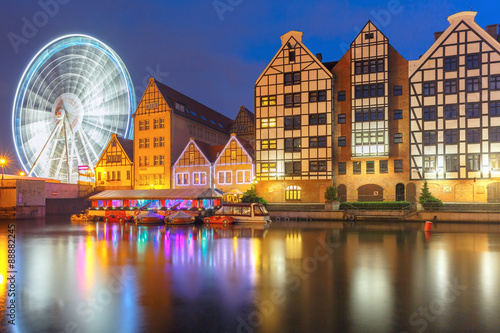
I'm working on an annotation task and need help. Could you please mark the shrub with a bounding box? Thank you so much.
[419,181,444,210]
[240,185,268,205]
[339,201,411,210]
[324,185,339,201]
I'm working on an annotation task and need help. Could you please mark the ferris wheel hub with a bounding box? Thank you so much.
[51,93,84,132]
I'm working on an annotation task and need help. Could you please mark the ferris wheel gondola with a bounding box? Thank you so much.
[13,34,135,183]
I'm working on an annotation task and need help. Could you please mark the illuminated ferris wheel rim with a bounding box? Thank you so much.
[12,34,136,180]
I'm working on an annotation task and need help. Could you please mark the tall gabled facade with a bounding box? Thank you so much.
[409,12,500,202]
[331,21,411,202]
[230,106,255,148]
[254,31,333,203]
[133,78,232,189]
[95,134,134,190]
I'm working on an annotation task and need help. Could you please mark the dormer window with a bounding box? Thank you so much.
[175,102,185,112]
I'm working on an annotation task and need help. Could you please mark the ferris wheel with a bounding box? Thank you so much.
[13,34,135,183]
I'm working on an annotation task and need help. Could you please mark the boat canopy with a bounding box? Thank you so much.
[89,188,223,201]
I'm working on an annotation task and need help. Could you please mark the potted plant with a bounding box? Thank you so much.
[324,185,340,211]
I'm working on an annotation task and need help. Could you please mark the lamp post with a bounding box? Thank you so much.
[0,158,6,180]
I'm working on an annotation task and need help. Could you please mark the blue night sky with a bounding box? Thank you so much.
[0,0,498,173]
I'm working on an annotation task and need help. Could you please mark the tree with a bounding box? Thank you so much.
[240,185,268,205]
[419,181,444,210]
[324,185,339,202]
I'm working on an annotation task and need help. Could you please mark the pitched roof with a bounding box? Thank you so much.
[154,80,233,134]
[243,107,255,124]
[192,140,224,163]
[116,136,133,161]
[236,136,254,159]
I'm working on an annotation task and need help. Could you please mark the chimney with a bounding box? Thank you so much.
[434,31,444,41]
[486,24,498,40]
[316,53,323,62]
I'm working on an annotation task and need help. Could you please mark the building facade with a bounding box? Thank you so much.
[229,106,255,148]
[133,78,232,189]
[214,134,254,202]
[409,12,500,202]
[331,21,412,202]
[95,134,134,190]
[254,31,334,203]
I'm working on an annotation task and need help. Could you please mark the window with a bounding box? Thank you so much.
[423,131,436,145]
[261,118,276,128]
[236,170,251,184]
[355,108,384,122]
[354,131,384,145]
[284,71,301,85]
[445,105,457,119]
[466,54,480,69]
[424,106,436,120]
[189,152,194,164]
[423,82,436,96]
[490,76,500,90]
[159,118,165,128]
[145,138,150,148]
[490,101,500,116]
[144,156,149,166]
[491,154,500,170]
[127,170,130,180]
[444,80,457,94]
[261,163,276,173]
[467,129,480,143]
[338,162,346,175]
[354,58,384,74]
[176,173,189,186]
[139,139,144,149]
[309,113,327,125]
[444,56,457,71]
[285,161,301,175]
[446,155,458,172]
[365,32,374,39]
[175,102,185,112]
[379,160,388,173]
[193,172,207,185]
[466,78,480,92]
[424,156,436,172]
[309,90,327,102]
[159,155,164,165]
[285,185,301,201]
[394,133,403,144]
[394,109,403,120]
[309,160,326,172]
[154,118,159,129]
[139,157,143,167]
[284,116,301,130]
[467,154,480,171]
[154,155,159,166]
[338,113,346,124]
[154,137,159,148]
[490,127,500,142]
[338,136,346,146]
[466,103,480,118]
[285,138,301,152]
[353,161,361,174]
[337,91,346,101]
[261,95,277,106]
[366,161,375,174]
[218,171,232,185]
[444,129,458,144]
[98,172,102,181]
[289,50,295,62]
[354,84,384,98]
[394,159,403,173]
[285,93,301,107]
[394,85,402,96]
[139,121,144,131]
[159,136,165,147]
[144,120,150,130]
[309,136,327,147]
[261,139,277,150]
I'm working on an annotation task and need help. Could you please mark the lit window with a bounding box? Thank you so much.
[490,154,500,170]
[176,173,189,186]
[261,163,276,173]
[189,152,195,164]
[261,95,277,106]
[261,118,276,128]
[193,172,207,185]
[218,171,232,185]
[424,156,436,172]
[261,139,277,150]
[285,185,301,201]
[236,170,251,184]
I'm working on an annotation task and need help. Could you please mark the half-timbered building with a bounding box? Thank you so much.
[95,134,134,190]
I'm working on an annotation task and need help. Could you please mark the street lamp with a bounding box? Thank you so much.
[0,158,6,180]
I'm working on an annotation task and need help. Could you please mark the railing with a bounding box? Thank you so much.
[339,195,415,221]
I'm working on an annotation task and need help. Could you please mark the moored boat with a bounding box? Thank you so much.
[165,211,196,225]
[134,210,164,224]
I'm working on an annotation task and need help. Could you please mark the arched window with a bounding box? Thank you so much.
[285,185,301,201]
[396,183,405,201]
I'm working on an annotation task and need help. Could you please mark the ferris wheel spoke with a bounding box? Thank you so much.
[27,120,63,176]
[77,129,101,162]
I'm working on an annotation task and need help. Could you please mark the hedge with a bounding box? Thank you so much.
[339,201,412,210]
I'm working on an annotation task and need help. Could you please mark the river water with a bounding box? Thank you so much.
[0,217,499,333]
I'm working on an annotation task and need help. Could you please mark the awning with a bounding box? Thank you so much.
[225,188,244,195]
[89,188,222,200]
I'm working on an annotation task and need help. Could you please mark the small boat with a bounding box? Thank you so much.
[71,211,89,222]
[165,211,195,225]
[134,210,164,224]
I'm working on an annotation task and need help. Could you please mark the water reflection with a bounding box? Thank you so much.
[1,220,499,332]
